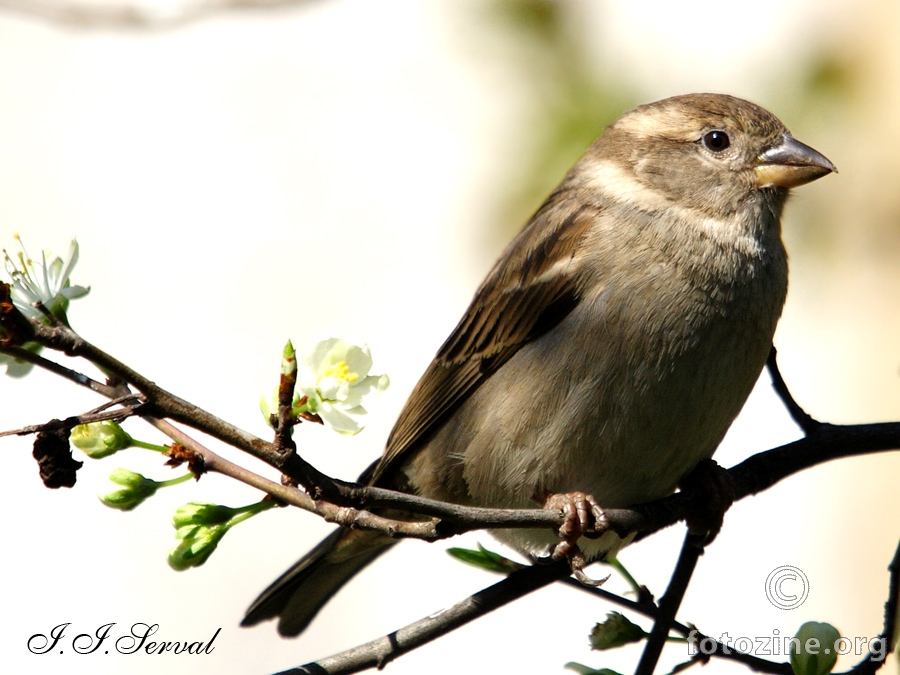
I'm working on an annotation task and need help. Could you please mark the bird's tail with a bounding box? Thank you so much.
[241,527,396,637]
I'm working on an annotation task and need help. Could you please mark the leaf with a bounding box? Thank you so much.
[564,663,624,675]
[446,543,520,574]
[589,612,648,650]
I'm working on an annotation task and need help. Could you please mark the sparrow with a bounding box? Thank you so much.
[242,93,835,636]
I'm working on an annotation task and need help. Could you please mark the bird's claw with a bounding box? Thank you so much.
[537,490,610,586]
[541,490,608,542]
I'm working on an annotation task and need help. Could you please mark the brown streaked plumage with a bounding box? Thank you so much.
[243,93,835,637]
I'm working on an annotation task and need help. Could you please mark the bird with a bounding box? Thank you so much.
[242,93,835,637]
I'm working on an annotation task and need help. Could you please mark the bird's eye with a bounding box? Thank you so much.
[702,130,731,152]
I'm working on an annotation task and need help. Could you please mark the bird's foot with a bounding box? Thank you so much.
[678,459,735,546]
[537,490,610,586]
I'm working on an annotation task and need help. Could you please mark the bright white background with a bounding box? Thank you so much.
[1,1,899,674]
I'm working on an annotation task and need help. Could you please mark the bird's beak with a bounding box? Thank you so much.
[755,134,837,188]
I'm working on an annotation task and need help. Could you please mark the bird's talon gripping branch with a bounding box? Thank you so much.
[540,490,608,541]
[538,490,610,585]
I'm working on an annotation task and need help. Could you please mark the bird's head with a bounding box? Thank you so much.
[581,93,836,219]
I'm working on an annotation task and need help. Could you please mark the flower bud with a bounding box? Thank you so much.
[71,421,133,458]
[99,469,159,511]
[168,524,227,571]
[172,502,237,528]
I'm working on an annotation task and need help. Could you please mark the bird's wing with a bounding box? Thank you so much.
[369,195,598,485]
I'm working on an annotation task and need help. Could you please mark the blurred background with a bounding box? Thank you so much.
[1,1,899,673]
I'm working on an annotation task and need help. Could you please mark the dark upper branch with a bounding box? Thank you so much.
[767,346,822,435]
[841,537,900,674]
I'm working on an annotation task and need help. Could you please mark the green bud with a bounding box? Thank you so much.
[589,612,648,651]
[168,500,273,570]
[790,622,841,675]
[71,421,133,458]
[98,469,159,511]
[168,524,227,571]
[172,502,238,528]
[282,340,297,376]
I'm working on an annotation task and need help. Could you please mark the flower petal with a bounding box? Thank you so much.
[343,343,373,378]
[317,402,364,435]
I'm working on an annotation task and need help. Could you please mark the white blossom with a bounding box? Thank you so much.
[297,337,389,435]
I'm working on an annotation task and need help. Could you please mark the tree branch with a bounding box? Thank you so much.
[842,536,900,674]
[9,322,900,548]
[277,558,573,675]
[767,345,822,435]
[635,533,703,675]
[0,344,121,397]
[23,320,343,497]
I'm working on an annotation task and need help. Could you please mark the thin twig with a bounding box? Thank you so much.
[635,533,703,675]
[562,579,793,674]
[881,538,900,658]
[0,344,121,397]
[842,536,900,674]
[0,405,142,438]
[84,392,144,414]
[767,346,822,435]
[143,416,442,539]
[145,416,564,538]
